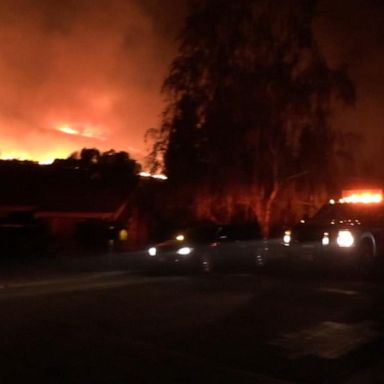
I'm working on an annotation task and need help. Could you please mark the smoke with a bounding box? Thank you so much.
[0,0,382,173]
[315,0,384,174]
[0,0,186,163]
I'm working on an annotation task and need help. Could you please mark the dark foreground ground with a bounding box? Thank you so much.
[0,251,384,384]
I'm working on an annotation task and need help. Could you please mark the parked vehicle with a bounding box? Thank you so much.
[282,189,384,272]
[145,222,264,273]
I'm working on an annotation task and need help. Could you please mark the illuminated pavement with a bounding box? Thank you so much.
[0,259,384,383]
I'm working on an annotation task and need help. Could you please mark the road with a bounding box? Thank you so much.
[0,255,384,383]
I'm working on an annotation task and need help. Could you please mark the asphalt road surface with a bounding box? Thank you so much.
[1,256,384,384]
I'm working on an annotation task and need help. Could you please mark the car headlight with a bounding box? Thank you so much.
[283,230,291,246]
[177,247,193,255]
[336,230,354,247]
[148,247,157,256]
[322,232,330,246]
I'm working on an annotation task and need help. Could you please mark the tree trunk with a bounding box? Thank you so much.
[260,184,280,239]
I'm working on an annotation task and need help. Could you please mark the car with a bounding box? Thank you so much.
[145,222,264,274]
[282,189,384,272]
[208,223,265,270]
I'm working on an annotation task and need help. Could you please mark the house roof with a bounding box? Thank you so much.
[0,161,134,219]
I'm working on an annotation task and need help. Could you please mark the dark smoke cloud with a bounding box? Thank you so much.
[0,0,382,172]
[0,0,186,163]
[315,0,384,172]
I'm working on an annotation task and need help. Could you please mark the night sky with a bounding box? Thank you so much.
[0,0,382,167]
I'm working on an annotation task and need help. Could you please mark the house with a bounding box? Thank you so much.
[0,160,142,253]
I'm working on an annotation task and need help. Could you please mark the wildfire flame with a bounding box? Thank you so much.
[0,120,144,165]
[1,149,67,165]
[55,123,106,141]
[58,125,79,136]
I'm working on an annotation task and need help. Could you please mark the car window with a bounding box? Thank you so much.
[217,224,262,241]
[182,225,219,243]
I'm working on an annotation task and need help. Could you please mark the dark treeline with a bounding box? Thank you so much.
[0,148,141,198]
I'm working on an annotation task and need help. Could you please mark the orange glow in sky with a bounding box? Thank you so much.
[0,0,383,172]
[0,0,180,167]
[0,116,149,165]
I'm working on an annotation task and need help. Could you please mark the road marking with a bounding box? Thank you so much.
[318,288,359,296]
[271,321,380,359]
[0,270,131,289]
[0,274,190,299]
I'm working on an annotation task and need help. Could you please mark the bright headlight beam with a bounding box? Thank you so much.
[283,230,291,246]
[322,232,330,246]
[336,230,354,247]
[177,247,193,255]
[148,247,157,256]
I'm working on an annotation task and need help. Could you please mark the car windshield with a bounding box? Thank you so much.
[175,222,262,243]
[217,223,262,240]
[177,225,219,243]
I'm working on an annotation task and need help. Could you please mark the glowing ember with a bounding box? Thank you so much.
[38,159,55,165]
[139,171,167,180]
[58,125,79,136]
